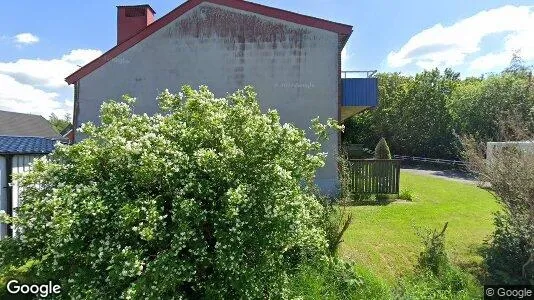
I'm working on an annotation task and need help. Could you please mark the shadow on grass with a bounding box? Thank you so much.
[349,200,392,207]
[456,243,489,285]
[345,195,408,207]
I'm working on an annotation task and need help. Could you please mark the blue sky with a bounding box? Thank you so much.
[0,0,533,118]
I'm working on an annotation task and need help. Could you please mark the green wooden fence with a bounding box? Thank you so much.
[348,159,401,194]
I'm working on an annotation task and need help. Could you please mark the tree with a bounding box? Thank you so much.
[448,70,534,143]
[344,69,460,159]
[374,137,391,159]
[0,86,339,299]
[504,51,533,75]
[344,58,534,160]
[48,113,72,133]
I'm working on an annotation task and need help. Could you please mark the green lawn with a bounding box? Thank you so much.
[340,171,500,283]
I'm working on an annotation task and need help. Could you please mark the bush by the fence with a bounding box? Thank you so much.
[374,137,392,159]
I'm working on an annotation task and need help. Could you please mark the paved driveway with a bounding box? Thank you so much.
[401,167,478,185]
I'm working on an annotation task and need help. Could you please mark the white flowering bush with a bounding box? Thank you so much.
[0,86,340,299]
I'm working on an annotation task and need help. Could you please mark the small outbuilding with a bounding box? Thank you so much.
[0,110,64,239]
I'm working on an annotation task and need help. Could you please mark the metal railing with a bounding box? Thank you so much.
[360,147,466,166]
[341,70,378,78]
[392,155,466,166]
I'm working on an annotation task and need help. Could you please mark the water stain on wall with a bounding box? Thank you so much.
[165,4,320,86]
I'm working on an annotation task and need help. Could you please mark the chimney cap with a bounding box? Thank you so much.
[117,4,156,14]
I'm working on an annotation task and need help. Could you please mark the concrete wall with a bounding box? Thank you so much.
[77,3,340,193]
[486,141,534,163]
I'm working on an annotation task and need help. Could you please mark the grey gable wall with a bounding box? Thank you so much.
[77,2,340,193]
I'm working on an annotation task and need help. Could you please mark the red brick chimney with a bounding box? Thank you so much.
[117,5,156,44]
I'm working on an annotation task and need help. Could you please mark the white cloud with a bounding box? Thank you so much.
[470,25,534,71]
[0,74,72,117]
[14,33,39,45]
[0,49,101,118]
[341,46,350,69]
[0,49,102,88]
[387,5,534,71]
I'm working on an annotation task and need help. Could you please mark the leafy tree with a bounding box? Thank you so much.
[504,52,532,75]
[48,113,72,133]
[448,68,534,143]
[0,86,339,299]
[344,69,460,159]
[344,56,534,160]
[343,72,411,148]
[374,137,391,159]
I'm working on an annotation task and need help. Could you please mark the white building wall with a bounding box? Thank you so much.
[486,141,534,163]
[0,156,6,239]
[0,154,41,240]
[77,3,341,193]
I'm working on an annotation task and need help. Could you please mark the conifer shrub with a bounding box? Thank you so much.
[374,137,392,159]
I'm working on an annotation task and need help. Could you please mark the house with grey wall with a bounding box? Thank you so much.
[0,110,63,240]
[65,0,378,194]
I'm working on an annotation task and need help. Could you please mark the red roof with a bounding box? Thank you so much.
[65,0,353,84]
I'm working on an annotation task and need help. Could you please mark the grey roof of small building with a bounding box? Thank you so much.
[0,135,58,155]
[0,110,61,138]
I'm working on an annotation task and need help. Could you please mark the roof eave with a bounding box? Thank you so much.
[340,31,352,49]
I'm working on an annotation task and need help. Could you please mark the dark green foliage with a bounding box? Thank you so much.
[374,137,391,159]
[0,238,41,298]
[375,194,391,203]
[320,154,354,256]
[343,57,534,159]
[418,223,449,276]
[344,69,461,159]
[398,189,415,201]
[0,86,337,299]
[449,71,534,143]
[319,198,353,257]
[463,134,534,286]
[484,213,534,285]
[396,268,480,300]
[288,258,392,300]
[48,113,72,133]
[396,222,480,299]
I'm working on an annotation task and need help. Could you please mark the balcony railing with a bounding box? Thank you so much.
[341,70,377,78]
[341,70,378,107]
[340,70,378,120]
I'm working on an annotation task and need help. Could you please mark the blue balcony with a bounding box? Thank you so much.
[341,71,378,120]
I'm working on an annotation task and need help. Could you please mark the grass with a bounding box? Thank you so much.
[288,260,392,300]
[340,171,500,283]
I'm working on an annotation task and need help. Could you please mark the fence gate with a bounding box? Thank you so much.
[348,159,401,194]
